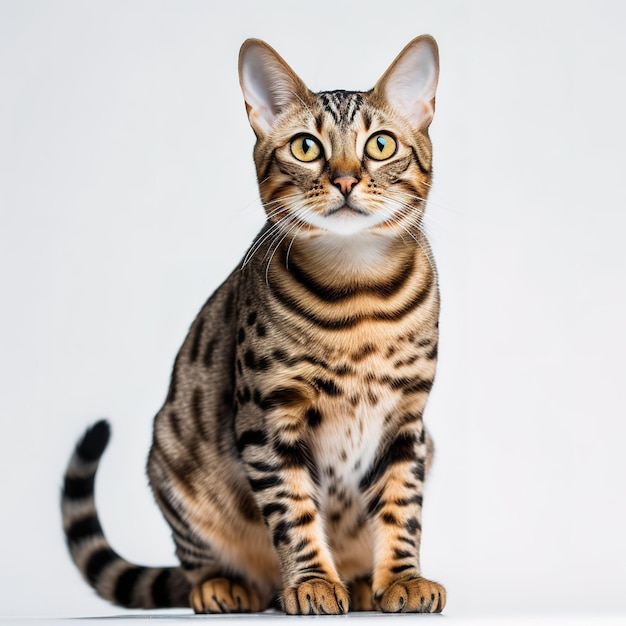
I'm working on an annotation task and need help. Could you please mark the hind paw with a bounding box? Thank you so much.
[190,577,263,613]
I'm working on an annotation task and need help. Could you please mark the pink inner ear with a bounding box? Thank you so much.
[379,39,439,131]
[412,100,434,130]
[240,52,280,134]
[239,41,310,136]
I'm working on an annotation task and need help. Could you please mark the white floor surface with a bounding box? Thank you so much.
[3,612,626,625]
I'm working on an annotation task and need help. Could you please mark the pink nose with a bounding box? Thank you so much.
[333,176,359,196]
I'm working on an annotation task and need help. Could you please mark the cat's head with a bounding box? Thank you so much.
[238,37,439,239]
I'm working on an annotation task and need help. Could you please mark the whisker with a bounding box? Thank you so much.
[392,207,436,244]
[261,192,302,207]
[375,201,437,275]
[233,177,277,216]
[241,192,312,267]
[391,187,459,216]
[260,196,315,260]
[260,194,307,221]
[381,193,442,235]
[285,221,307,270]
[264,210,312,286]
[261,205,304,265]
[242,211,295,268]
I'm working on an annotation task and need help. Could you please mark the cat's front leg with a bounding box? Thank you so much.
[237,398,349,615]
[362,419,446,613]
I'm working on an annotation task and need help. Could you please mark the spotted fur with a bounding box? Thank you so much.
[61,36,446,614]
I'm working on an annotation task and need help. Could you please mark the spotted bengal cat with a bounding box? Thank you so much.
[61,35,445,614]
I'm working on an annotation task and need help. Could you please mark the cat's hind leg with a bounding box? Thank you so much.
[190,577,266,613]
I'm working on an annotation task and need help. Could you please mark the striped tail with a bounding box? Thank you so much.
[61,420,191,609]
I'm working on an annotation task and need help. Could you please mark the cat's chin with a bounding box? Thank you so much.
[302,209,389,237]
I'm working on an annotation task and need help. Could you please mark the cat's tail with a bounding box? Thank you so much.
[61,420,191,609]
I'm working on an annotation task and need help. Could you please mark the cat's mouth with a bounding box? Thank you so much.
[301,202,385,236]
[325,204,368,217]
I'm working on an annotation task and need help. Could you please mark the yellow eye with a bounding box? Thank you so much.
[365,133,397,161]
[290,135,322,162]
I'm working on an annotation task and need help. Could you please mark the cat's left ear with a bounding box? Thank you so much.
[239,39,311,136]
[374,35,439,131]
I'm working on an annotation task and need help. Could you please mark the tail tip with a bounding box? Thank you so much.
[77,419,111,462]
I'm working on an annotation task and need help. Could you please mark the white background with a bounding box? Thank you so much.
[1,0,625,620]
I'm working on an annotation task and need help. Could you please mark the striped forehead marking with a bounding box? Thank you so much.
[317,90,364,128]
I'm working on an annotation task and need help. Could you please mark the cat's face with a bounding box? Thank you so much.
[239,37,439,240]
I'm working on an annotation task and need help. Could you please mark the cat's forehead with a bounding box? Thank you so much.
[315,90,367,129]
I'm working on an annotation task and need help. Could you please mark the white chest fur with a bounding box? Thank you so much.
[311,379,400,492]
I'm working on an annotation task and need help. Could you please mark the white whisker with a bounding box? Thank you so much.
[241,192,310,267]
[285,221,307,270]
[242,212,293,268]
[391,187,459,217]
[264,209,312,286]
[374,199,437,275]
[382,193,442,236]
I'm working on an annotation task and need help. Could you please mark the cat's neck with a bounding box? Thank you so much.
[279,231,432,288]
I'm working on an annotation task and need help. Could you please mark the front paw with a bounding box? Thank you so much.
[375,576,446,613]
[282,578,349,615]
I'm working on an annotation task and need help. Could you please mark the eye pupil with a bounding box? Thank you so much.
[376,136,386,152]
[302,138,313,154]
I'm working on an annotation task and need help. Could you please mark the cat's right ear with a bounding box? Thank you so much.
[239,39,310,137]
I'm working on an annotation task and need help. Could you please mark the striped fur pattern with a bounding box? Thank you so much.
[61,36,446,614]
[62,421,191,608]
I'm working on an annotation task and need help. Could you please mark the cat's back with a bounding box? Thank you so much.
[148,269,244,501]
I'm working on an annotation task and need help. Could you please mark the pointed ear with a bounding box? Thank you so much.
[374,35,440,131]
[238,39,311,136]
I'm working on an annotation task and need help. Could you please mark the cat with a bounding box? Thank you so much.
[61,35,445,615]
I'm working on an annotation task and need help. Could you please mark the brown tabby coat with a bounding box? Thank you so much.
[61,35,446,614]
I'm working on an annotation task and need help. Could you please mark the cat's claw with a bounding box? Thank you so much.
[283,578,349,615]
[190,577,263,613]
[375,576,446,613]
